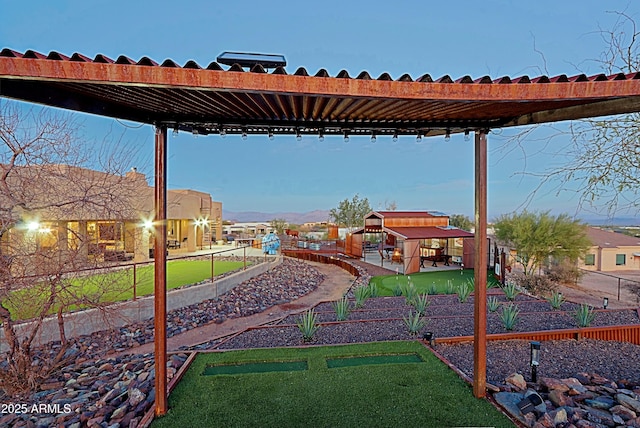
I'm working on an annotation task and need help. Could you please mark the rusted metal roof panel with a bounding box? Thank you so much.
[385,226,474,240]
[2,49,640,136]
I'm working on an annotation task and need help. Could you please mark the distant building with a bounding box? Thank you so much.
[347,211,475,275]
[0,165,222,270]
[580,227,640,271]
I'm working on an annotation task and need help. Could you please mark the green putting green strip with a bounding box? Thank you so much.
[326,353,424,368]
[203,360,308,375]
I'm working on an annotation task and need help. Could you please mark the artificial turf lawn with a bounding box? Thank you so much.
[151,342,513,428]
[7,260,246,320]
[368,268,501,296]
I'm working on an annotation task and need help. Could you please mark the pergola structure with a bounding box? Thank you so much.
[3,48,640,415]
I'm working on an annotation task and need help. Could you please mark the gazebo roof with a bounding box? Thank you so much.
[2,49,640,138]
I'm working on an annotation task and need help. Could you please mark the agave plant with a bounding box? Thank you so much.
[403,310,427,335]
[446,279,455,295]
[573,303,596,327]
[392,283,403,296]
[297,309,320,342]
[368,282,379,298]
[401,281,418,305]
[412,293,430,316]
[502,282,520,301]
[428,283,438,295]
[353,285,370,308]
[487,296,500,312]
[547,291,566,310]
[457,280,473,303]
[332,296,351,321]
[499,303,520,331]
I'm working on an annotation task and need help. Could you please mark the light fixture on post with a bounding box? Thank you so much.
[530,341,541,382]
[423,331,435,347]
[444,129,451,142]
[603,297,608,309]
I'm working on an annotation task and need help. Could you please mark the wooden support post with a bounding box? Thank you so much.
[473,130,488,398]
[153,125,168,416]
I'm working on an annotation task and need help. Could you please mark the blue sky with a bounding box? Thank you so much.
[2,0,639,219]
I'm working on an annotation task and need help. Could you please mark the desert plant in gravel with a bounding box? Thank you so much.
[403,310,427,335]
[401,281,418,305]
[392,283,403,296]
[573,303,596,327]
[502,282,520,301]
[412,293,430,316]
[487,296,500,312]
[428,283,438,295]
[297,309,320,342]
[499,303,520,331]
[368,282,379,298]
[547,291,566,310]
[457,280,473,303]
[332,296,351,321]
[446,279,455,295]
[354,285,370,308]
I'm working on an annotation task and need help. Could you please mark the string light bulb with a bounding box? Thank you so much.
[343,130,350,143]
[318,129,325,142]
[444,129,451,142]
[416,132,422,143]
[370,131,377,143]
[464,129,470,141]
[392,131,398,143]
[172,125,179,137]
[296,129,302,141]
[219,127,226,138]
[268,129,275,140]
[241,128,248,140]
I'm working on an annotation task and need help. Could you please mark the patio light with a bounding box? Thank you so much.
[423,331,435,346]
[444,129,451,142]
[464,129,470,141]
[603,297,608,309]
[530,341,541,382]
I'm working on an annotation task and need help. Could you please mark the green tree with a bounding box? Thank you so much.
[329,194,371,232]
[493,210,591,276]
[449,214,473,231]
[270,218,288,234]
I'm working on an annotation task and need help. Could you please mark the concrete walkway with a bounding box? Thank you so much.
[119,262,354,355]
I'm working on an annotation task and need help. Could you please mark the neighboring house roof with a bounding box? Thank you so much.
[587,227,640,248]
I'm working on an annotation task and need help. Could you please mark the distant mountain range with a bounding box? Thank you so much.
[583,217,640,226]
[223,210,331,224]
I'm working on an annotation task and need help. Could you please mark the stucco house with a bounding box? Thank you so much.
[0,165,222,270]
[580,227,640,272]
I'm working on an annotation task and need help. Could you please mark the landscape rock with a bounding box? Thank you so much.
[506,373,527,390]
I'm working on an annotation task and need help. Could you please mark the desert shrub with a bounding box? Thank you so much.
[401,281,418,305]
[508,272,557,296]
[368,282,379,298]
[545,262,583,285]
[501,282,520,301]
[392,283,403,296]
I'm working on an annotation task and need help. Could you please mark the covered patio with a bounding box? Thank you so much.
[3,48,640,410]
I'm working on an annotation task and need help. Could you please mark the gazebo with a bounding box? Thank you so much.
[3,48,640,414]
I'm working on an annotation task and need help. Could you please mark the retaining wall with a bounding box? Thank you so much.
[1,257,282,352]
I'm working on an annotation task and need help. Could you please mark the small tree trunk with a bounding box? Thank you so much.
[57,307,66,345]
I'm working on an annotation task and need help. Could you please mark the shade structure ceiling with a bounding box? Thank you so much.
[3,49,640,138]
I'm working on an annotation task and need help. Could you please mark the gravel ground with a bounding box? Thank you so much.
[202,293,640,386]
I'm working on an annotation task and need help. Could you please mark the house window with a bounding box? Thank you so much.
[584,254,595,266]
[616,254,626,266]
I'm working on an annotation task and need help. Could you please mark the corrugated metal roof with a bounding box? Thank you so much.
[372,211,440,218]
[2,49,640,137]
[386,226,474,240]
